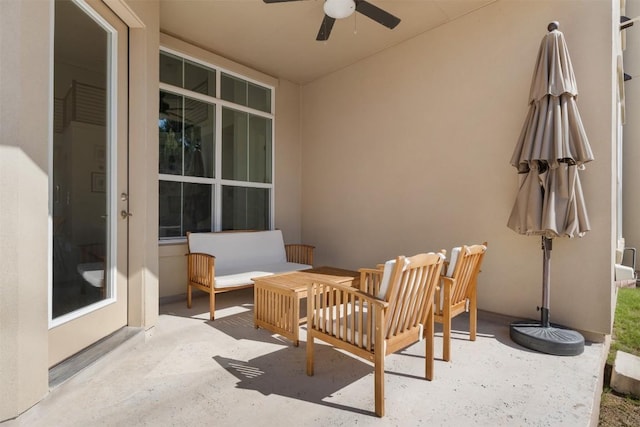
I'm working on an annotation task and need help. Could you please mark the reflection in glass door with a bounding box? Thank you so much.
[52,0,110,317]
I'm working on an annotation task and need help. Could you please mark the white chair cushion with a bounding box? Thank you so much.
[377,257,410,300]
[377,259,395,299]
[328,306,423,348]
[446,247,461,277]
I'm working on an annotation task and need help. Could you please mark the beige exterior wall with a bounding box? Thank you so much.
[274,79,304,244]
[622,1,640,256]
[300,0,616,338]
[0,0,52,420]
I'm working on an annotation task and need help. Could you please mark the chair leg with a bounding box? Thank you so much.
[443,305,452,362]
[187,283,192,308]
[306,334,315,376]
[469,293,477,341]
[425,308,434,381]
[209,290,215,321]
[374,350,385,417]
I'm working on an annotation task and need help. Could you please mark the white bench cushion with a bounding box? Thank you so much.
[188,230,288,271]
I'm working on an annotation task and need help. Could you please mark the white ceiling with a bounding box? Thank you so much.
[159,0,496,84]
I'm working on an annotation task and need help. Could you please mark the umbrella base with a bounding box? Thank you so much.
[510,320,584,356]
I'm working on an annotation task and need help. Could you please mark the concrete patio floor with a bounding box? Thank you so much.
[7,289,607,426]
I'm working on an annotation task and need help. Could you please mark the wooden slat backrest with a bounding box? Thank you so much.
[384,253,443,342]
[449,243,487,306]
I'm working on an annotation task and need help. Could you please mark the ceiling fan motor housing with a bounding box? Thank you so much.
[324,0,356,19]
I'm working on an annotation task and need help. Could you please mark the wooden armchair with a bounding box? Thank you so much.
[434,242,487,362]
[306,252,444,417]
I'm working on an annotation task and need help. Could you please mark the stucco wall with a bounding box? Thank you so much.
[300,0,615,337]
[127,0,160,329]
[0,0,51,421]
[622,1,640,257]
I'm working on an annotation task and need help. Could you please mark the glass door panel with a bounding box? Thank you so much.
[52,0,109,317]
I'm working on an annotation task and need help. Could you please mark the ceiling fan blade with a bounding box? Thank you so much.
[263,0,306,3]
[355,0,400,29]
[316,15,336,41]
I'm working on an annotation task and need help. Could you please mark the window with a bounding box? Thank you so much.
[159,51,274,240]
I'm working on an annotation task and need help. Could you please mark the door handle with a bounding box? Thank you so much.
[120,210,132,219]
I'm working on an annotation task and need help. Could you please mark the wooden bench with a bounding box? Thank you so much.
[186,230,314,320]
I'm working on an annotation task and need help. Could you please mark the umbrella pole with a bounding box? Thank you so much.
[510,235,584,356]
[541,236,551,327]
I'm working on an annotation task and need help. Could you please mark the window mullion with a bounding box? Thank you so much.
[214,103,223,231]
[246,114,251,183]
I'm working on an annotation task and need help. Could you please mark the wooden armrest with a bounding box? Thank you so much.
[285,244,315,265]
[186,252,215,288]
[439,276,455,296]
[186,252,216,259]
[436,276,455,308]
[358,267,383,274]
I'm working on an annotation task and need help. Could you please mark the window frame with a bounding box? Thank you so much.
[159,47,275,242]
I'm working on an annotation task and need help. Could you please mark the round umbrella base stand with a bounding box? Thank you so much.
[510,320,584,356]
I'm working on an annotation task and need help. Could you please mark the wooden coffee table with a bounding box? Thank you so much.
[253,267,358,346]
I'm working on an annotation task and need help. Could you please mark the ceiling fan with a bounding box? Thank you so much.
[160,93,182,119]
[263,0,401,41]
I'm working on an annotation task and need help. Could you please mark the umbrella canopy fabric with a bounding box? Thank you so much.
[507,27,594,239]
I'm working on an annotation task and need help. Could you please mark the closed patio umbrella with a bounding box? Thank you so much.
[507,22,594,356]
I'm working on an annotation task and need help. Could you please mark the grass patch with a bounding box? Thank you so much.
[599,287,640,426]
[608,288,640,364]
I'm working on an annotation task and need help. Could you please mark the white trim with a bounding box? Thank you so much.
[215,101,223,231]
[48,0,55,326]
[107,16,119,302]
